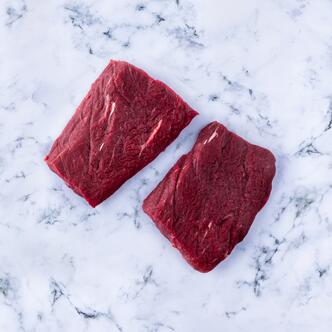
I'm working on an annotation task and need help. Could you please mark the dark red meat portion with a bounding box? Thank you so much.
[45,60,198,207]
[143,121,276,272]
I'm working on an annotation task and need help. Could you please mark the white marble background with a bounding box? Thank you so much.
[1,0,332,331]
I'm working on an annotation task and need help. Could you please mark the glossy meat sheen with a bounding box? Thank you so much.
[45,60,198,207]
[143,121,276,272]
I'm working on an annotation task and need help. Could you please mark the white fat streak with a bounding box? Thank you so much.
[99,98,116,153]
[107,76,112,87]
[110,102,116,117]
[203,130,218,145]
[140,119,163,155]
[208,130,218,143]
[105,94,110,112]
[105,95,116,121]
[202,229,209,240]
[202,222,213,240]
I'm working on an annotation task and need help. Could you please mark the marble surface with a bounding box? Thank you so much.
[1,0,332,331]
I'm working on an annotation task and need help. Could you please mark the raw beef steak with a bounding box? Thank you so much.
[45,60,198,207]
[143,121,276,272]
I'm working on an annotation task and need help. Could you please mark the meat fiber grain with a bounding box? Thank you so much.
[143,121,276,272]
[45,60,198,207]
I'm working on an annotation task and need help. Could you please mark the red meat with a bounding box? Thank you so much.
[143,121,276,272]
[45,60,198,207]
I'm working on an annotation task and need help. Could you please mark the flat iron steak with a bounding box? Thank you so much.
[143,121,276,272]
[45,60,198,207]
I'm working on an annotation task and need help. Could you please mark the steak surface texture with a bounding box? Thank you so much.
[143,121,276,272]
[45,60,198,207]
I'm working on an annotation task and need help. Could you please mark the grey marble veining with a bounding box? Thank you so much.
[1,0,332,331]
